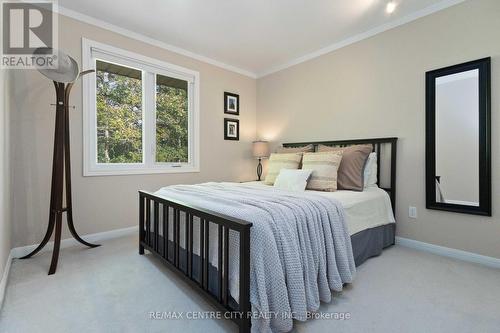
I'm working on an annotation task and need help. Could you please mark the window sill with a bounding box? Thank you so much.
[83,166,200,177]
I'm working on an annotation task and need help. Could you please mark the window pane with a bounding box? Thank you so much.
[96,60,143,163]
[156,74,189,163]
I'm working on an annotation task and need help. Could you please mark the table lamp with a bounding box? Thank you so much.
[252,141,270,181]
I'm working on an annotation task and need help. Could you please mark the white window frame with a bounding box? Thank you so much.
[82,38,200,176]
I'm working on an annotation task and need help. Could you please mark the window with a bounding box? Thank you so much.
[155,74,189,163]
[82,39,199,176]
[96,61,143,164]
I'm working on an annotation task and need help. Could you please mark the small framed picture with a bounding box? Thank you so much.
[224,92,239,115]
[224,118,239,141]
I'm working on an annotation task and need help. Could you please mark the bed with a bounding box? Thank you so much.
[138,137,397,333]
[244,181,396,266]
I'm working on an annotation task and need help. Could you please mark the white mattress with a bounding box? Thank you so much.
[244,182,395,235]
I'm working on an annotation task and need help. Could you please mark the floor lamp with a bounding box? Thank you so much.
[20,48,100,275]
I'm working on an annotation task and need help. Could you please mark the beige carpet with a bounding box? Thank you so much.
[1,235,499,333]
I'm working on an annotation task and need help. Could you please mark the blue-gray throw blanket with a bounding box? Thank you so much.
[155,182,356,332]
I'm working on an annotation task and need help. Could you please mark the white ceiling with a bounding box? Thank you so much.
[58,0,463,77]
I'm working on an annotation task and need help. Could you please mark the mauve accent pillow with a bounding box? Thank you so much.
[276,144,314,154]
[317,144,373,191]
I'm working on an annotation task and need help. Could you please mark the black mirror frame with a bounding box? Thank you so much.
[425,57,491,216]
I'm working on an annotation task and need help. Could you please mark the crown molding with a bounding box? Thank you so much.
[54,0,465,80]
[56,6,258,79]
[257,0,466,78]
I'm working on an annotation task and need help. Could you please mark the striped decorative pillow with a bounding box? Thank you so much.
[302,151,343,191]
[264,153,303,185]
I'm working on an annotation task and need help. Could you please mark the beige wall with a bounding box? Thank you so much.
[1,65,12,277]
[10,15,257,247]
[257,0,500,258]
[7,0,500,260]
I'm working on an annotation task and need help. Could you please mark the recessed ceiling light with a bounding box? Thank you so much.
[386,1,397,14]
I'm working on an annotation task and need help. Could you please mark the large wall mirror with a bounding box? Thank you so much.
[426,58,491,216]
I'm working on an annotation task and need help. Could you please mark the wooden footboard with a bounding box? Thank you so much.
[138,191,252,333]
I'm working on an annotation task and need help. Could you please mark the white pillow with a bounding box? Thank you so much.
[363,152,378,188]
[274,169,312,192]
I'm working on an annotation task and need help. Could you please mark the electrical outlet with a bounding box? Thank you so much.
[409,206,417,219]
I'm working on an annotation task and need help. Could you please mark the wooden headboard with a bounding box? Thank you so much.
[283,137,398,214]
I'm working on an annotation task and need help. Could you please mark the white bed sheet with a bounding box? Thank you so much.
[244,182,395,235]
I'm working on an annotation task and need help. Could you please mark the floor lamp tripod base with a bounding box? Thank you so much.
[20,76,100,275]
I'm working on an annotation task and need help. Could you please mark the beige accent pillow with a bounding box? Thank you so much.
[276,144,314,154]
[317,144,373,191]
[264,153,303,185]
[302,151,343,192]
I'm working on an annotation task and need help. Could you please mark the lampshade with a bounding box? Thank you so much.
[252,141,270,158]
[34,48,80,83]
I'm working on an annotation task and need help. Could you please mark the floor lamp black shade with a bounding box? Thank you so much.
[20,49,100,275]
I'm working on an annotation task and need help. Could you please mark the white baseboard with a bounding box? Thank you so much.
[0,251,13,310]
[0,225,138,309]
[11,225,138,258]
[395,237,500,269]
[3,230,497,310]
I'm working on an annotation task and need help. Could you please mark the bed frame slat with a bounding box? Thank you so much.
[154,202,159,252]
[218,224,223,302]
[376,143,381,186]
[173,210,176,265]
[183,213,188,274]
[177,210,181,268]
[223,226,229,306]
[145,199,151,247]
[199,218,205,286]
[173,209,178,267]
[139,196,144,255]
[188,214,194,278]
[239,225,251,330]
[163,204,168,260]
[204,220,210,291]
[390,140,397,210]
